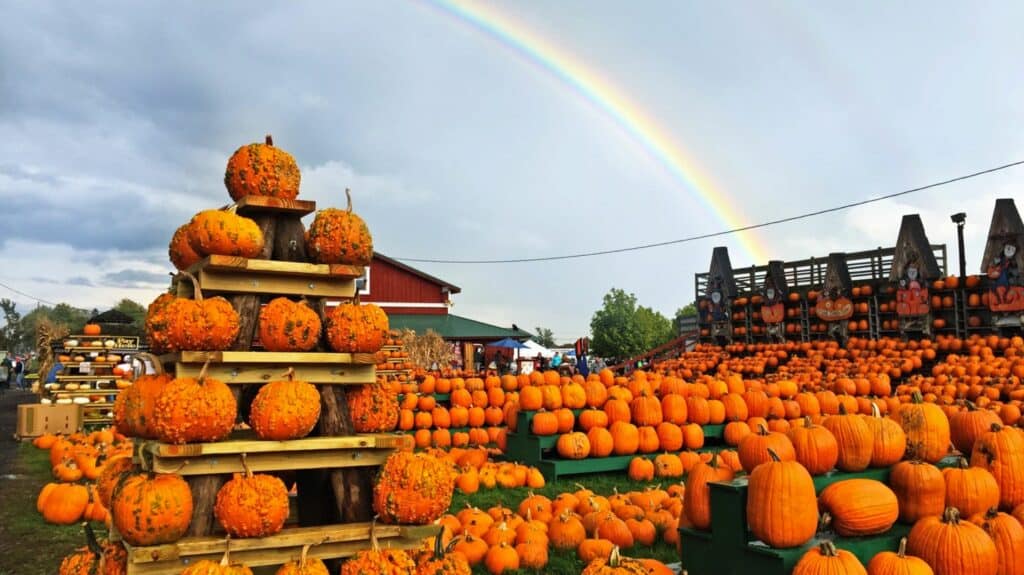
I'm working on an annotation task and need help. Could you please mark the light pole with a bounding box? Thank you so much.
[951,212,967,280]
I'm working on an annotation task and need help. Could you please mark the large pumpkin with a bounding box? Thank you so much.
[39,482,89,525]
[248,368,321,441]
[144,273,240,352]
[819,479,899,537]
[970,423,1024,510]
[154,361,237,444]
[943,458,1001,519]
[865,403,907,467]
[111,472,193,546]
[793,541,867,575]
[112,352,172,439]
[968,508,1024,575]
[224,135,301,201]
[187,207,264,259]
[347,379,399,433]
[373,451,456,524]
[214,456,290,538]
[306,189,373,266]
[822,404,874,472]
[96,455,135,509]
[787,416,839,476]
[258,298,322,352]
[951,404,1002,455]
[340,520,416,575]
[738,424,796,473]
[906,507,998,575]
[324,301,388,353]
[894,391,951,464]
[890,460,946,524]
[746,448,818,548]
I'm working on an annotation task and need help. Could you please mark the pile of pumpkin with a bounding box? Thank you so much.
[433,485,679,574]
[399,375,514,450]
[681,386,1024,575]
[32,428,132,526]
[429,446,549,493]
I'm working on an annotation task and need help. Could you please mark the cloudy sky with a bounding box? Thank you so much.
[2,1,1023,341]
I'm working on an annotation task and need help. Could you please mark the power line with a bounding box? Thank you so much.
[0,279,61,307]
[395,158,1024,264]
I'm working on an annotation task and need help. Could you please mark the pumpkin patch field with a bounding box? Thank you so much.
[9,133,1024,575]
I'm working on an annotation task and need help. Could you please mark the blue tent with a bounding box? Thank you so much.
[486,337,527,349]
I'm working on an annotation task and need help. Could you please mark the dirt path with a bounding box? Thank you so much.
[0,389,36,474]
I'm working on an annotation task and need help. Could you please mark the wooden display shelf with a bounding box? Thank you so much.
[56,375,118,381]
[165,351,375,385]
[381,345,403,351]
[136,433,412,476]
[234,196,317,217]
[79,402,114,409]
[376,369,413,376]
[46,389,120,395]
[122,522,437,575]
[182,255,362,298]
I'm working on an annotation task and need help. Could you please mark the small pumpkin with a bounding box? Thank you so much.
[340,519,416,575]
[557,432,591,460]
[258,298,322,352]
[224,135,301,201]
[169,222,202,271]
[951,403,1002,455]
[943,457,1001,519]
[347,378,399,433]
[187,206,264,259]
[214,455,290,538]
[787,416,839,475]
[414,529,471,575]
[112,352,172,439]
[324,300,389,354]
[483,541,519,575]
[111,472,193,546]
[181,543,254,575]
[154,360,237,444]
[249,368,321,441]
[793,541,868,575]
[970,423,1024,511]
[144,273,240,352]
[738,424,796,473]
[580,546,648,575]
[306,188,373,266]
[867,537,933,575]
[39,483,89,525]
[890,460,946,524]
[373,451,456,525]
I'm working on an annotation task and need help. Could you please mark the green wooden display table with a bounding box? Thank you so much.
[679,455,959,575]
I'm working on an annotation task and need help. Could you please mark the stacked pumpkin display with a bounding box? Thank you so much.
[51,136,445,573]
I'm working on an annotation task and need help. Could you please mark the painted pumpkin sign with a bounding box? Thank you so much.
[987,240,1024,312]
[815,290,853,321]
[896,258,930,317]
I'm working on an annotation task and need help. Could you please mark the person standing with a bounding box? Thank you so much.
[13,356,24,390]
[551,352,562,369]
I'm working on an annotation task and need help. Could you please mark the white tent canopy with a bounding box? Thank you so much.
[520,339,556,359]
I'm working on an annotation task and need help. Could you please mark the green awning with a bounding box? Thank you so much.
[388,314,531,341]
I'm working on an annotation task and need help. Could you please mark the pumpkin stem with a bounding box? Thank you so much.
[766,448,781,462]
[369,515,381,552]
[838,402,848,415]
[433,527,447,559]
[818,541,839,557]
[133,352,164,376]
[608,546,622,567]
[281,367,295,381]
[942,507,962,525]
[198,359,211,381]
[911,390,924,404]
[177,271,204,303]
[220,535,233,567]
[991,423,1003,432]
[240,453,253,478]
[757,423,769,435]
[955,456,969,469]
[985,507,999,520]
[870,402,881,418]
[265,134,274,146]
[896,537,908,558]
[345,188,353,213]
[298,543,311,567]
[83,522,103,557]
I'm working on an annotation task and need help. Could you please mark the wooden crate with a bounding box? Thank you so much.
[123,522,437,575]
[182,255,362,298]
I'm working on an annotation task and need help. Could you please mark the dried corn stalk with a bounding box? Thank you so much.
[400,328,452,369]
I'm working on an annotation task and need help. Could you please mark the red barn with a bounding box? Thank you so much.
[360,253,530,348]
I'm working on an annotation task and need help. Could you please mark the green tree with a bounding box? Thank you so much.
[17,303,91,351]
[0,299,21,352]
[113,298,147,325]
[675,303,697,320]
[532,327,556,348]
[590,288,673,359]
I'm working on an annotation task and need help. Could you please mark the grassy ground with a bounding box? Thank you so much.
[0,441,679,575]
[0,443,87,575]
[449,474,681,575]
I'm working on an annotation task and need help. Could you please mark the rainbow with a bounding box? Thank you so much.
[423,0,769,264]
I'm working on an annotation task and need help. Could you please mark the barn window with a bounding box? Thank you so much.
[356,268,370,295]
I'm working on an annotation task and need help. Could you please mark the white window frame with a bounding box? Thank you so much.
[356,268,370,295]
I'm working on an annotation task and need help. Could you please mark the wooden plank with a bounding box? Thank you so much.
[143,434,410,458]
[125,524,436,574]
[174,351,376,365]
[129,523,437,560]
[234,196,316,217]
[194,268,356,298]
[149,448,391,475]
[172,362,375,385]
[193,255,363,280]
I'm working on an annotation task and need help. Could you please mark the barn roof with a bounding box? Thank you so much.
[373,252,462,294]
[388,313,530,341]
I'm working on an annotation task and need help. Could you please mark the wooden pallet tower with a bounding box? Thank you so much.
[123,197,433,574]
